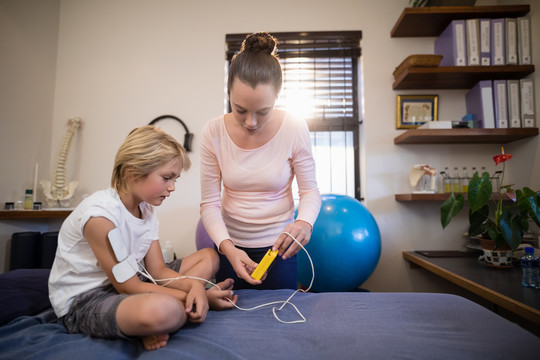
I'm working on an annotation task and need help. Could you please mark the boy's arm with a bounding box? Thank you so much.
[83,217,189,303]
[143,240,210,322]
[143,240,207,294]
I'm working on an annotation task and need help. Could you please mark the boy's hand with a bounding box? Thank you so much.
[208,278,237,310]
[184,281,209,323]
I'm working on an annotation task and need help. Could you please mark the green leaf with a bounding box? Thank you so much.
[520,187,540,226]
[440,193,465,228]
[499,210,524,249]
[467,172,492,213]
[468,204,488,236]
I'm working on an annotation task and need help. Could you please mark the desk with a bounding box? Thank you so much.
[403,251,540,326]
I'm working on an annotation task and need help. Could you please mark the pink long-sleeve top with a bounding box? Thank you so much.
[200,113,321,249]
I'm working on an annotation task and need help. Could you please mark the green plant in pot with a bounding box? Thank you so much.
[440,147,540,267]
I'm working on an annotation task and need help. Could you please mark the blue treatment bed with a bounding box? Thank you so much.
[1,269,539,359]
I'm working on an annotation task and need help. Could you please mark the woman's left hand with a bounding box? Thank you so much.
[273,220,313,260]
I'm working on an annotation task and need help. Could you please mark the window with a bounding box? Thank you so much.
[225,31,363,200]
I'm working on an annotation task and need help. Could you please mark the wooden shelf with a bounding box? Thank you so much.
[394,128,539,145]
[393,65,534,90]
[0,210,72,220]
[396,193,452,201]
[391,5,530,37]
[395,193,512,202]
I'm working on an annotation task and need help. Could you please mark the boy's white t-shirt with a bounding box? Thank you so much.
[48,187,159,318]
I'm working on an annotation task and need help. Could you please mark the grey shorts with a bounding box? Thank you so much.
[62,258,183,340]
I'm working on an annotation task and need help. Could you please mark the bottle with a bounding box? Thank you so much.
[442,166,451,193]
[162,240,175,263]
[451,167,460,193]
[460,167,470,193]
[24,189,33,210]
[521,247,540,289]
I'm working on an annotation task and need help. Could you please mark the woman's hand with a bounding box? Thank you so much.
[184,281,209,323]
[207,278,238,310]
[220,240,261,285]
[273,220,313,260]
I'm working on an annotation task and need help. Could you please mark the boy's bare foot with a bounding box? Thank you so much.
[142,333,169,351]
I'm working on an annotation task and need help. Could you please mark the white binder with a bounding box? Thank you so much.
[493,80,508,128]
[479,19,491,65]
[466,19,480,66]
[491,19,505,65]
[517,17,532,65]
[520,78,536,128]
[505,18,518,65]
[507,80,521,128]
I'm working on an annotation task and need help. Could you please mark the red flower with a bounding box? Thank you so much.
[493,147,512,166]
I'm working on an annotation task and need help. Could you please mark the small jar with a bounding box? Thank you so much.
[4,202,14,210]
[15,201,24,210]
[33,202,42,210]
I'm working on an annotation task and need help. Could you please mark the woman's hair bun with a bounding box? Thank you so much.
[242,32,277,55]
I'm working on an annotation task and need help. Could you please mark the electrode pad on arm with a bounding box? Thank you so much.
[112,254,138,283]
[108,228,128,262]
[108,228,137,283]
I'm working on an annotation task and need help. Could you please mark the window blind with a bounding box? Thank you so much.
[225,31,363,200]
[225,31,362,127]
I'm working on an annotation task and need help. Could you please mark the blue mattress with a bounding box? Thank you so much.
[1,286,539,359]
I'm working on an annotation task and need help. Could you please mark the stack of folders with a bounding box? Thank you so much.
[465,79,536,128]
[434,17,532,66]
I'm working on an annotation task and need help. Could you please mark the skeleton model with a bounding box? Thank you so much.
[41,117,82,207]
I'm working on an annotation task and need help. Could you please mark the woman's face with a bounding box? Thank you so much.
[229,79,277,135]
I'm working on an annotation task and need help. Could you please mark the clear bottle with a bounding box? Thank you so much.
[521,247,540,289]
[460,166,470,193]
[442,166,451,193]
[24,189,33,210]
[451,167,461,193]
[162,240,175,264]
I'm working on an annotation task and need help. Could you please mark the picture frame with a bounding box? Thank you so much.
[396,95,438,129]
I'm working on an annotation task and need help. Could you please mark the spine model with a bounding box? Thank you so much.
[41,117,82,207]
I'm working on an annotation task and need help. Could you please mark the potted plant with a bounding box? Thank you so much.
[440,147,540,267]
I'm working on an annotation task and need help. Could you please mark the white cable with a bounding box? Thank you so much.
[131,232,315,324]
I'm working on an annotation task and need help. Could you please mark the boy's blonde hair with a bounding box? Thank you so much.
[111,125,191,194]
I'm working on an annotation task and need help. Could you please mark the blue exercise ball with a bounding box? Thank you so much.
[297,194,381,292]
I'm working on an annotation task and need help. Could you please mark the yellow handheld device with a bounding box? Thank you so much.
[251,249,279,280]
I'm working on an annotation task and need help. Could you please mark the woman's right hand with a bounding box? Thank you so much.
[220,240,261,285]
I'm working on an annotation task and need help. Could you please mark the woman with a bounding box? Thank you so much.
[200,32,321,289]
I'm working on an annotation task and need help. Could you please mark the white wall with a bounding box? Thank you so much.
[1,0,539,293]
[0,0,61,268]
